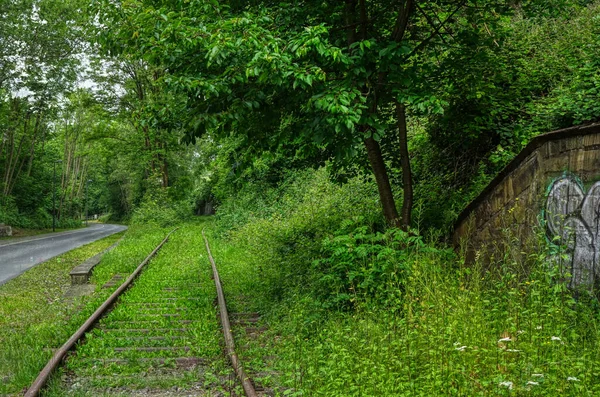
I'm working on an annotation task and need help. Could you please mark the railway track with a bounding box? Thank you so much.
[24,225,264,397]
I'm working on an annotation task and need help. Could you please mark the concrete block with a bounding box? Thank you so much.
[541,153,571,174]
[547,141,562,157]
[70,252,104,284]
[512,156,538,197]
[70,241,120,285]
[475,201,494,229]
[563,136,582,151]
[0,224,12,237]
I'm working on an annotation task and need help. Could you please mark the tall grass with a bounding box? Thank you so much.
[213,226,600,395]
[265,247,599,396]
[210,167,600,396]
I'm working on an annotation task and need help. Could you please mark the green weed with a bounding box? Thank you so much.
[0,232,124,396]
[208,165,600,396]
[44,222,233,396]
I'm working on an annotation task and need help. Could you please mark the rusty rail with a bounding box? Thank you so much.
[202,230,258,397]
[24,228,178,397]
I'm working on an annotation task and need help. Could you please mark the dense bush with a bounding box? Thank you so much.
[130,187,192,227]
[417,3,600,234]
[314,218,455,310]
[267,236,600,396]
[212,203,600,395]
[216,167,386,305]
[0,197,82,229]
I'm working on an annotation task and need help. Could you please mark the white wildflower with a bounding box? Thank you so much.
[498,337,512,343]
[455,346,467,351]
[567,377,580,382]
[536,326,543,330]
[499,381,513,390]
[551,336,561,342]
[506,349,521,352]
[527,381,539,386]
[531,373,544,378]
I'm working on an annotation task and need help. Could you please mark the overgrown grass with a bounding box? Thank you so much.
[209,222,600,396]
[5,160,600,396]
[45,222,232,396]
[0,226,167,396]
[0,233,122,395]
[220,168,383,304]
[207,167,600,396]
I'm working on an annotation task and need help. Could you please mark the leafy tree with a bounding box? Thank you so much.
[0,0,91,226]
[94,0,508,229]
[409,0,600,231]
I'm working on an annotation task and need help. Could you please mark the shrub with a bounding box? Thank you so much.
[216,167,385,305]
[131,188,191,228]
[0,197,81,229]
[313,218,454,310]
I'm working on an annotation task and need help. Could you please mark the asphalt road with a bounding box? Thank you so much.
[0,224,127,285]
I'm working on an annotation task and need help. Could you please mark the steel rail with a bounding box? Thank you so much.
[24,228,179,397]
[202,230,258,397]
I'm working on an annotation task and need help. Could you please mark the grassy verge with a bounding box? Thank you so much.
[6,216,599,396]
[207,224,600,396]
[0,226,83,240]
[0,226,167,396]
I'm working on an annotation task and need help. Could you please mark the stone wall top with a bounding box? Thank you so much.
[454,122,600,232]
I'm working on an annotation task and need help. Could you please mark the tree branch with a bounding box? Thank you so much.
[391,0,415,43]
[416,3,450,46]
[407,0,467,58]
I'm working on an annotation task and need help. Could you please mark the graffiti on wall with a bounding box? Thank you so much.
[545,175,600,289]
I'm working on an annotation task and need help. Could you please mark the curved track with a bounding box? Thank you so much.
[25,226,262,397]
[25,228,176,397]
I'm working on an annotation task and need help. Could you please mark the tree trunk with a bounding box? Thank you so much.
[4,121,26,197]
[161,141,169,188]
[0,129,6,161]
[396,102,412,230]
[344,0,357,45]
[345,0,404,228]
[2,128,15,197]
[26,113,42,176]
[363,134,400,227]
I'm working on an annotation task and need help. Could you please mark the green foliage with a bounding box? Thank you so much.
[411,2,600,233]
[535,4,600,127]
[0,196,80,229]
[130,185,192,227]
[92,0,515,227]
[314,220,409,310]
[217,167,383,304]
[208,219,600,396]
[314,218,456,310]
